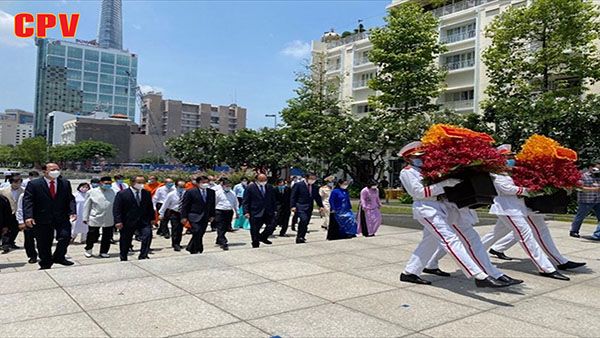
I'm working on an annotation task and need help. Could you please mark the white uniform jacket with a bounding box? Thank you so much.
[400,166,448,220]
[489,173,528,216]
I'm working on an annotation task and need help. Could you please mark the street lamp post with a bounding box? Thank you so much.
[265,114,277,128]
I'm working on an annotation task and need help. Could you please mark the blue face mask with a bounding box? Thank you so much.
[102,184,112,190]
[91,183,100,188]
[166,183,174,188]
[116,179,124,184]
[411,158,423,167]
[506,159,516,167]
[278,185,286,192]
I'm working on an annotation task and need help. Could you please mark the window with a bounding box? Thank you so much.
[67,69,81,80]
[48,44,66,56]
[67,59,82,69]
[84,49,99,62]
[67,80,81,90]
[84,61,99,72]
[100,63,115,74]
[47,56,65,67]
[114,106,128,115]
[99,84,113,94]
[445,90,474,102]
[131,57,138,68]
[114,96,128,106]
[100,74,114,85]
[67,47,83,59]
[83,72,97,82]
[114,86,128,96]
[101,52,115,64]
[83,93,97,102]
[115,76,129,86]
[82,103,95,112]
[83,82,97,92]
[99,95,113,104]
[116,66,130,76]
[116,55,130,66]
[357,104,374,114]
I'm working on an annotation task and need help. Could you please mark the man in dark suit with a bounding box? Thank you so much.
[180,176,215,254]
[274,179,292,237]
[290,173,324,244]
[23,163,76,269]
[242,174,277,248]
[113,175,155,261]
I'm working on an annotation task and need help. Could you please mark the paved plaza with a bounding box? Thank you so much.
[0,217,598,337]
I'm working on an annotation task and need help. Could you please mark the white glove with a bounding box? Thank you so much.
[438,178,462,188]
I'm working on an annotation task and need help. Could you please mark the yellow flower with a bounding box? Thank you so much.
[422,124,494,145]
[516,134,577,162]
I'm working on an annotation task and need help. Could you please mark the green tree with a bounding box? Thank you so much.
[73,140,117,161]
[165,128,225,169]
[368,2,446,118]
[482,0,600,157]
[13,137,48,167]
[49,144,79,164]
[0,145,14,165]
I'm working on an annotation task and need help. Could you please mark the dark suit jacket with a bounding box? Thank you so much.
[0,195,13,231]
[113,188,154,228]
[23,177,76,226]
[275,186,291,212]
[180,188,215,224]
[242,183,276,218]
[290,181,323,212]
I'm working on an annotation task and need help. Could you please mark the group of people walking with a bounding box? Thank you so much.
[0,163,384,270]
[398,141,587,288]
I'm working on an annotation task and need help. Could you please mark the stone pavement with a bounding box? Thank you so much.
[0,217,599,337]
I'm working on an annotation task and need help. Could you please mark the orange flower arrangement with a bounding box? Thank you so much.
[514,134,575,162]
[422,124,495,145]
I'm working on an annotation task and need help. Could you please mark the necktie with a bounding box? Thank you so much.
[49,180,56,199]
[119,184,124,191]
[260,185,265,196]
[201,189,206,202]
[308,184,312,195]
[135,190,141,205]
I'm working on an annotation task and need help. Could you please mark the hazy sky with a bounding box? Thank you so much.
[0,0,387,129]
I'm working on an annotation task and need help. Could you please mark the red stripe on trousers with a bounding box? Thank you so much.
[526,216,562,264]
[451,224,488,274]
[423,218,474,276]
[505,216,543,271]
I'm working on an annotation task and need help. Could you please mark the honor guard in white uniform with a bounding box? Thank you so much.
[398,141,510,288]
[479,145,571,280]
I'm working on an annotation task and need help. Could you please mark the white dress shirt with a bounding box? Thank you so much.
[215,189,238,212]
[159,189,185,218]
[153,185,175,208]
[112,181,129,193]
[16,193,24,224]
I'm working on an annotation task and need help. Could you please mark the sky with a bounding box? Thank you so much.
[0,0,387,129]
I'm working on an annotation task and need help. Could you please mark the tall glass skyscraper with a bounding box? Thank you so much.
[98,0,123,50]
[34,0,137,136]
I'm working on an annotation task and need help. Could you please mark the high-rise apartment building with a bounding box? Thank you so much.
[311,0,537,116]
[98,0,123,50]
[141,92,247,136]
[34,0,137,137]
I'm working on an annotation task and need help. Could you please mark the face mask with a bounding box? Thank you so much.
[370,186,378,190]
[166,183,174,188]
[134,183,144,190]
[223,187,231,192]
[116,179,124,184]
[102,184,112,190]
[506,159,516,167]
[177,186,185,192]
[200,183,210,189]
[411,159,423,167]
[91,183,100,188]
[307,179,316,185]
[340,184,349,190]
[327,182,334,187]
[241,181,247,186]
[258,181,267,186]
[49,170,60,179]
[278,185,286,191]
[148,179,155,184]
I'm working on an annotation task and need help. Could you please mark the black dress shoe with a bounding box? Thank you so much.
[569,232,580,238]
[39,266,51,270]
[489,249,513,261]
[422,268,451,277]
[9,244,20,249]
[173,245,181,252]
[540,271,570,281]
[279,233,290,237]
[400,273,431,285]
[252,243,260,248]
[54,259,74,266]
[296,238,306,244]
[1,248,9,254]
[497,274,524,285]
[164,234,171,239]
[475,276,510,288]
[557,261,586,270]
[138,255,149,260]
[221,245,229,251]
[28,258,37,264]
[260,239,273,245]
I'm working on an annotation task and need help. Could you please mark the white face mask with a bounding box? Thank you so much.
[370,186,378,190]
[258,181,267,186]
[48,170,60,179]
[133,183,144,190]
[341,184,349,190]
[307,179,316,185]
[200,183,210,189]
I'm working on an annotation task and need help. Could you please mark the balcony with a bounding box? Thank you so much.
[444,59,475,71]
[432,0,493,17]
[354,56,371,67]
[326,64,341,73]
[443,99,474,110]
[441,30,476,44]
[353,79,370,89]
[327,32,369,48]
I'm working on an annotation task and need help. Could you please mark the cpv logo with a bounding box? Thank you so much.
[14,13,80,38]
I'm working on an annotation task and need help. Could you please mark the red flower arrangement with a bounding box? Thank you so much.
[420,125,506,184]
[512,135,581,194]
